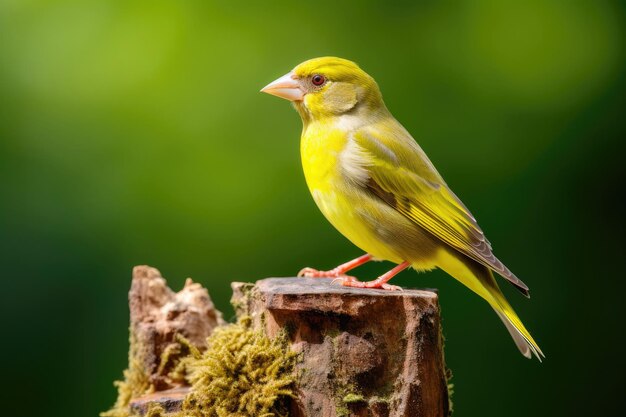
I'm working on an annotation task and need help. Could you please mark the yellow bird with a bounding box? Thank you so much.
[261,57,543,360]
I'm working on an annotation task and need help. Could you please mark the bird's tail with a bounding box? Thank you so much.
[490,290,544,360]
[435,250,544,360]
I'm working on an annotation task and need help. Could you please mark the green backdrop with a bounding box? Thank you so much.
[1,1,624,416]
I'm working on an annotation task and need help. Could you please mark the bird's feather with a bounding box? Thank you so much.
[352,126,530,296]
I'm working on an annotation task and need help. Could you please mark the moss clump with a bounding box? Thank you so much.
[171,316,296,417]
[103,316,296,417]
[342,393,365,404]
[336,391,365,417]
[336,405,350,417]
[101,331,153,417]
[334,382,365,417]
[230,283,255,316]
[440,317,453,416]
[444,356,454,416]
[143,404,167,417]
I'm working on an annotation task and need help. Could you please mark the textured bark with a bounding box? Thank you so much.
[129,265,225,390]
[231,278,450,417]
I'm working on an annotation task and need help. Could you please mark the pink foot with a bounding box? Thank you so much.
[298,267,344,278]
[380,283,403,291]
[331,276,404,291]
[298,254,374,278]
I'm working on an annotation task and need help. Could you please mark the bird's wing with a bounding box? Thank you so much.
[352,126,529,296]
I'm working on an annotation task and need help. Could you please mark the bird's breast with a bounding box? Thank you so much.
[301,124,361,232]
[300,124,347,195]
[298,120,439,265]
[300,124,394,261]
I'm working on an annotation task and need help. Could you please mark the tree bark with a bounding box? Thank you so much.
[129,266,225,390]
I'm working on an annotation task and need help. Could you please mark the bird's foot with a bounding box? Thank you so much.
[298,254,374,279]
[298,267,344,278]
[331,275,403,291]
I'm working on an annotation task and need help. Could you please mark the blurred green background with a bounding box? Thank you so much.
[1,1,624,416]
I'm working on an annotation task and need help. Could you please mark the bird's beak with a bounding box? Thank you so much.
[260,71,304,102]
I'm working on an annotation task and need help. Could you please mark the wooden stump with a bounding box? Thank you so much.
[128,266,225,390]
[112,271,451,417]
[231,278,450,417]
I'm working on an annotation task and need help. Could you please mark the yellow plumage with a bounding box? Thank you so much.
[262,57,543,360]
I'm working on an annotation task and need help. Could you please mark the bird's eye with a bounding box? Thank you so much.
[311,74,326,86]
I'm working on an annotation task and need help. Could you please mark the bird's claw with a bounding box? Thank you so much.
[297,267,314,277]
[380,283,403,291]
[330,275,357,286]
[331,275,404,291]
[298,267,341,278]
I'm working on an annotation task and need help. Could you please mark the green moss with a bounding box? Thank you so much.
[337,390,365,416]
[333,381,365,416]
[157,335,203,387]
[441,320,453,417]
[324,330,368,416]
[230,283,255,316]
[370,395,391,404]
[281,320,297,339]
[342,393,365,403]
[103,316,296,417]
[445,356,454,414]
[143,404,167,417]
[171,316,296,417]
[336,405,350,417]
[324,328,340,339]
[101,331,153,417]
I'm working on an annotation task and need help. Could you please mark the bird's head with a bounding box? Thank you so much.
[261,57,384,122]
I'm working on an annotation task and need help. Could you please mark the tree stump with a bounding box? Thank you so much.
[129,266,225,390]
[231,278,450,417]
[107,269,451,417]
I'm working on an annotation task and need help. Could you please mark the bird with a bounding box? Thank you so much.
[261,57,543,360]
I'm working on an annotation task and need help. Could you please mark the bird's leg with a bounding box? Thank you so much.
[298,254,373,278]
[337,261,411,291]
